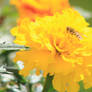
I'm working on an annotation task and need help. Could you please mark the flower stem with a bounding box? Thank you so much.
[42,74,57,92]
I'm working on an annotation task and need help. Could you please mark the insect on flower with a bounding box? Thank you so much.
[11,9,92,92]
[67,27,82,39]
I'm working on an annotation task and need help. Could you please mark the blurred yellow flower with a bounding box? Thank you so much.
[10,0,70,21]
[11,9,92,92]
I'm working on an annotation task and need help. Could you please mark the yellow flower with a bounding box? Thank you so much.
[10,0,70,21]
[11,9,92,92]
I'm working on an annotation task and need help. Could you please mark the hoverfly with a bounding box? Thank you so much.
[66,27,82,39]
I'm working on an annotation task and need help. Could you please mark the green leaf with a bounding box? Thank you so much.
[42,74,57,92]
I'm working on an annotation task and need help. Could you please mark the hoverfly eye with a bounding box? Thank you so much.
[67,27,70,31]
[66,27,75,35]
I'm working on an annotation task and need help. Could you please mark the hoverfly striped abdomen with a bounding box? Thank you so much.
[66,27,82,39]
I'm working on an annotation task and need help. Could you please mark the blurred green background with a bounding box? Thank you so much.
[70,0,92,27]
